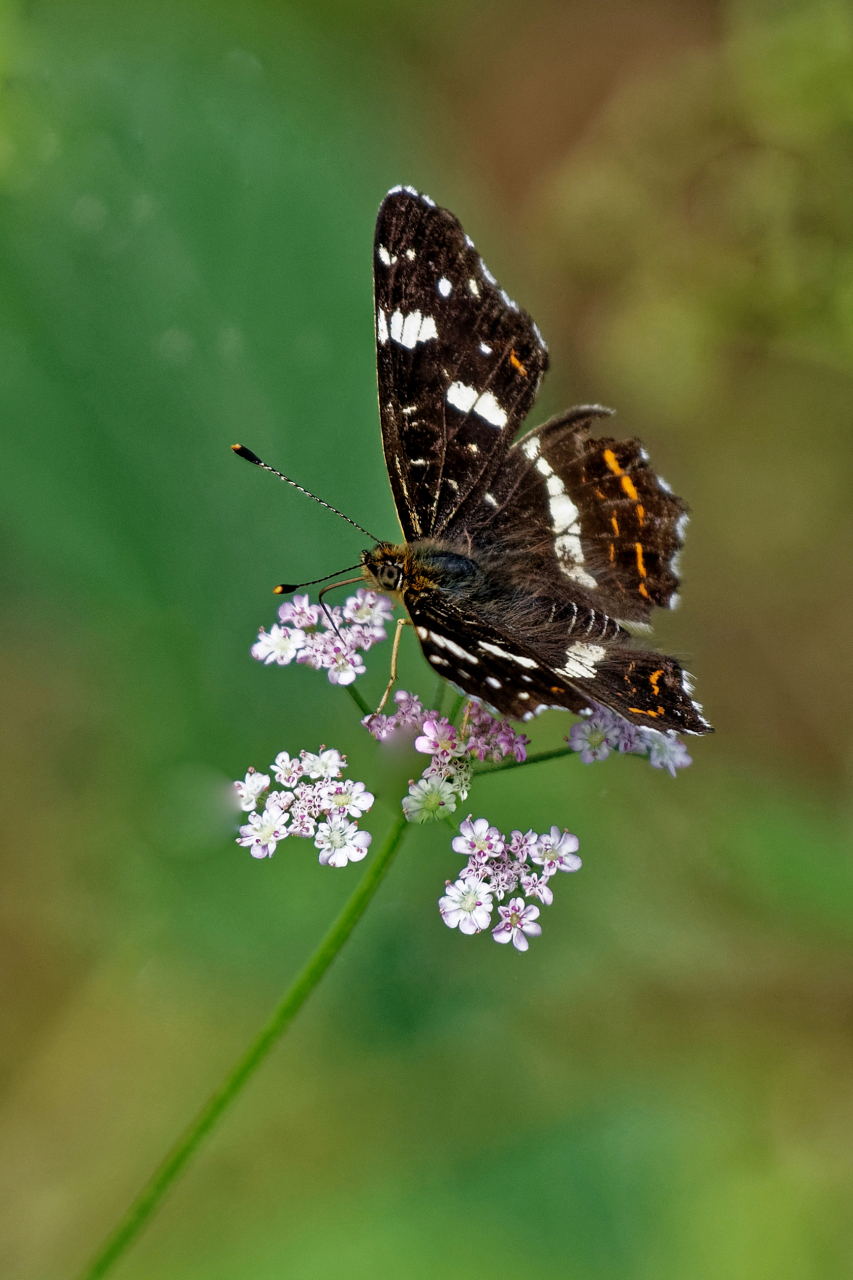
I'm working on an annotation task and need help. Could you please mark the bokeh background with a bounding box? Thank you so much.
[2,0,852,1276]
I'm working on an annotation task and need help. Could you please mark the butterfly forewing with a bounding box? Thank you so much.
[371,185,712,734]
[374,186,548,540]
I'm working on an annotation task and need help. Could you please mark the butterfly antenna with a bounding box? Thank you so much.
[273,565,364,595]
[232,444,379,542]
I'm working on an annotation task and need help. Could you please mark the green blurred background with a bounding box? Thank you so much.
[1,0,852,1276]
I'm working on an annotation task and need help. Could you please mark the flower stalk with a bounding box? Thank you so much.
[76,811,409,1280]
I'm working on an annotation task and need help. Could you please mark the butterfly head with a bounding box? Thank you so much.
[361,542,448,602]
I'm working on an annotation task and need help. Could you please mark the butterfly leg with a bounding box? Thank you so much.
[372,617,411,717]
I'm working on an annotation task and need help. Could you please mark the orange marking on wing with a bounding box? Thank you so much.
[629,705,664,717]
[636,503,645,524]
[603,448,623,475]
[610,514,619,535]
[509,349,528,376]
[635,543,647,577]
[595,488,606,499]
[609,542,615,563]
[638,583,650,599]
[621,475,639,502]
[550,686,565,695]
[649,669,664,698]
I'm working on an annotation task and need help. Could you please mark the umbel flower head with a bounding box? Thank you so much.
[235,748,374,867]
[251,590,392,686]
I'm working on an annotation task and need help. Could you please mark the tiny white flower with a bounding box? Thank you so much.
[520,871,554,905]
[492,897,542,951]
[271,751,304,788]
[439,877,493,934]
[451,816,505,860]
[342,588,393,634]
[236,797,291,858]
[234,769,270,812]
[641,729,693,776]
[402,776,458,823]
[320,779,375,818]
[325,642,366,686]
[532,826,581,874]
[251,624,305,666]
[301,748,346,780]
[278,594,321,629]
[314,815,372,867]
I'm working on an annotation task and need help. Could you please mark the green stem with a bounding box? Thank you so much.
[76,812,410,1280]
[473,745,577,776]
[345,683,372,717]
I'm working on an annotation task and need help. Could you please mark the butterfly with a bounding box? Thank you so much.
[357,185,711,735]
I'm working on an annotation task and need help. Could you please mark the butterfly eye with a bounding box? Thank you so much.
[375,562,403,590]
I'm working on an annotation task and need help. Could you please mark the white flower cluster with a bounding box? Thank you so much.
[365,692,529,823]
[439,819,581,951]
[251,590,393,686]
[235,749,374,867]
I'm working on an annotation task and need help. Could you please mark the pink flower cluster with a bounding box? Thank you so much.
[438,819,581,950]
[567,703,692,776]
[365,691,529,824]
[235,748,374,867]
[251,590,393,686]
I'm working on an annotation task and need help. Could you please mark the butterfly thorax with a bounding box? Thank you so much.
[361,540,482,604]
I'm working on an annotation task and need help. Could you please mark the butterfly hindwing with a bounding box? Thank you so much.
[405,589,708,733]
[374,186,548,540]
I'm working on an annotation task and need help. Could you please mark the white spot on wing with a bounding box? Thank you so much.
[522,437,540,461]
[389,310,438,349]
[468,278,480,296]
[405,247,416,260]
[558,643,606,681]
[376,245,396,266]
[480,261,496,285]
[484,493,498,507]
[428,654,448,666]
[479,641,538,669]
[376,310,389,344]
[485,676,501,689]
[437,277,452,297]
[479,342,492,355]
[446,382,508,428]
[429,633,479,664]
[416,626,429,640]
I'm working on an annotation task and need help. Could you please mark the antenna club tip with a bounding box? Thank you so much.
[232,443,262,464]
[273,584,288,595]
